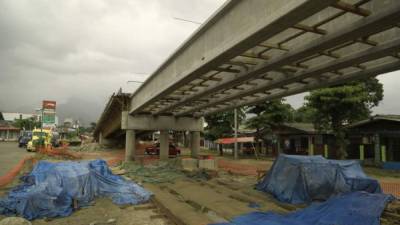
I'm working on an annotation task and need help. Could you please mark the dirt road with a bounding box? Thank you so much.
[0,142,34,176]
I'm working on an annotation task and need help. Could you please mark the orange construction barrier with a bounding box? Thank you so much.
[0,156,35,187]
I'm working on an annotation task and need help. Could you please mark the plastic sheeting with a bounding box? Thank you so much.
[211,191,394,225]
[0,160,152,220]
[257,154,381,204]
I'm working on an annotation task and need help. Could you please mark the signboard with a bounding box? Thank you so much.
[42,100,56,110]
[43,114,56,124]
[42,100,57,128]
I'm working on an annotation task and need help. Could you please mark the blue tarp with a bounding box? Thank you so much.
[257,154,381,204]
[0,160,152,220]
[211,191,394,225]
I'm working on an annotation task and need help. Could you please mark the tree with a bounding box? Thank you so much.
[293,105,316,123]
[204,109,245,155]
[305,78,383,159]
[245,99,294,152]
[13,117,41,130]
[90,122,97,131]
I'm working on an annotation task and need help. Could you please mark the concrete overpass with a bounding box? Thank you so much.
[96,0,400,161]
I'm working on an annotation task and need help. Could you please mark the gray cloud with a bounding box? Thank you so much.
[0,0,226,123]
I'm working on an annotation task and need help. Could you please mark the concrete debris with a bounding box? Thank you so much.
[123,160,184,184]
[0,217,32,225]
[382,200,400,225]
[89,218,117,225]
[110,167,126,175]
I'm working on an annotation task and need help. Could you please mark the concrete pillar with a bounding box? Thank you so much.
[125,130,135,162]
[234,108,238,160]
[159,130,169,161]
[191,131,200,158]
[374,134,381,164]
[6,130,9,141]
[99,132,104,145]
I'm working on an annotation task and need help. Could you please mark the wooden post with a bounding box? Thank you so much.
[359,145,365,160]
[374,134,381,164]
[308,136,314,156]
[381,145,386,163]
[324,144,328,158]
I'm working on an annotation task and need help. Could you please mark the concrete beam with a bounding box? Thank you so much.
[130,0,336,114]
[121,111,203,131]
[156,3,400,115]
[177,38,400,116]
[201,60,400,116]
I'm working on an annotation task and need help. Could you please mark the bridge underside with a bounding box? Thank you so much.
[129,0,400,117]
[96,0,400,162]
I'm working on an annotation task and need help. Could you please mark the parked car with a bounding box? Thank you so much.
[18,131,32,148]
[145,143,181,156]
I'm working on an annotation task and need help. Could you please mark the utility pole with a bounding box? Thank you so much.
[234,108,238,160]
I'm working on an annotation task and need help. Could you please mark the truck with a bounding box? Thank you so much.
[26,129,53,152]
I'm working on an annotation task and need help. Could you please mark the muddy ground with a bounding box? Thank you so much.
[1,146,400,225]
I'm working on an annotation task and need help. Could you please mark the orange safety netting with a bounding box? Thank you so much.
[37,145,82,159]
[0,156,35,187]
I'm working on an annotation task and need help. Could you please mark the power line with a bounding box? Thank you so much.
[173,17,202,25]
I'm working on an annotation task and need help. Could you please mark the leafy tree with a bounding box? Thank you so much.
[90,122,97,131]
[245,99,294,152]
[293,105,316,123]
[13,117,41,130]
[305,78,383,159]
[204,109,245,155]
[204,109,245,141]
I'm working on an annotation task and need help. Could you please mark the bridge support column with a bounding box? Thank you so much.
[99,132,113,146]
[125,130,136,162]
[191,131,200,158]
[159,130,169,161]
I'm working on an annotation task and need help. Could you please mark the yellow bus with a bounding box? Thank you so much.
[26,128,52,151]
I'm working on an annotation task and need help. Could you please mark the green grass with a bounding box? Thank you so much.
[363,166,400,178]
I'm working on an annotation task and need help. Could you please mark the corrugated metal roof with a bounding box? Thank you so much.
[347,114,400,128]
[1,112,35,121]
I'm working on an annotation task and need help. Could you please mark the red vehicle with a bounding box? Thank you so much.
[145,143,181,156]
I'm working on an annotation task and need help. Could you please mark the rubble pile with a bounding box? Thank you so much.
[382,199,400,225]
[70,143,107,152]
[122,160,184,184]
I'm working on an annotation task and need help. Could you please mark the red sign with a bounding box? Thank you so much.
[42,100,56,110]
[216,137,255,144]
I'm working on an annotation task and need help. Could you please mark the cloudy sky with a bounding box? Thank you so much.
[0,0,399,124]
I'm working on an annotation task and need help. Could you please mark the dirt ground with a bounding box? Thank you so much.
[0,197,168,225]
[31,198,167,225]
[1,145,400,225]
[0,142,34,176]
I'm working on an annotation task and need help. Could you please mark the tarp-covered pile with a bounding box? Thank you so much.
[257,154,381,204]
[0,160,152,220]
[212,191,394,225]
